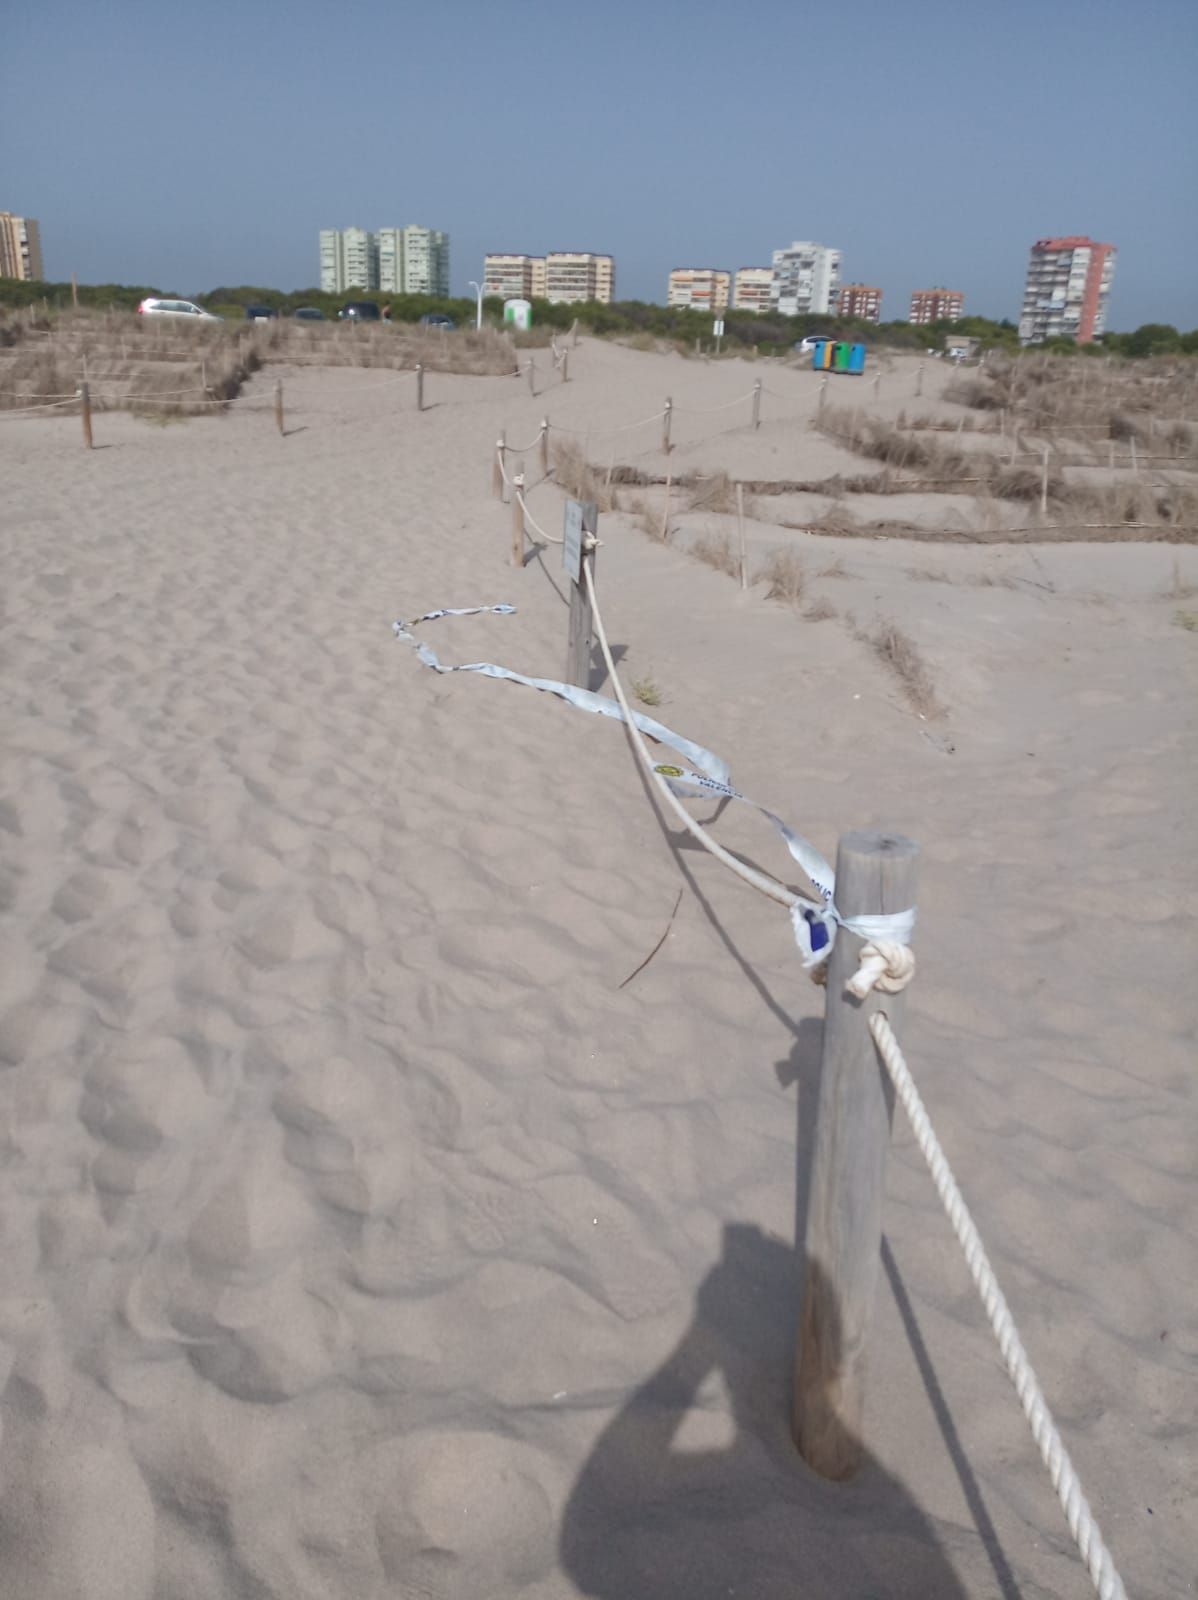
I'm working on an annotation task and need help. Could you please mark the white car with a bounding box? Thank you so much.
[137,297,222,321]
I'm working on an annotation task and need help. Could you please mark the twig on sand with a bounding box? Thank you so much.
[618,889,684,989]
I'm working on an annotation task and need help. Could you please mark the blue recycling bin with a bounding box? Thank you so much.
[848,343,866,374]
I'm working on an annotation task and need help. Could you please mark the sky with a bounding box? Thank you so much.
[3,0,1196,329]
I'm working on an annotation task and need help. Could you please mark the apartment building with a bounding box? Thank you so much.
[484,253,547,300]
[667,268,731,313]
[320,228,378,294]
[733,267,774,314]
[320,225,450,296]
[544,252,615,305]
[1018,236,1116,345]
[0,212,43,281]
[770,241,841,317]
[909,287,964,324]
[837,283,882,322]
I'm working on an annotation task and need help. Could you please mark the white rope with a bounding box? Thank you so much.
[503,426,546,454]
[672,389,757,415]
[583,562,800,911]
[0,396,80,417]
[515,487,563,544]
[550,408,668,438]
[495,446,514,488]
[856,962,1128,1600]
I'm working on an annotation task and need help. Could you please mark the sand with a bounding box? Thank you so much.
[0,342,1195,1599]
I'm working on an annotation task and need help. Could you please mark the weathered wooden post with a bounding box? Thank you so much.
[200,357,207,393]
[1040,445,1050,515]
[752,380,762,430]
[662,397,673,454]
[915,361,924,397]
[563,499,599,687]
[818,377,828,411]
[660,472,673,542]
[794,830,919,1480]
[872,372,881,399]
[736,481,748,590]
[78,383,93,450]
[511,469,525,566]
[71,272,79,310]
[539,420,550,477]
[274,379,284,437]
[562,351,569,383]
[571,318,579,349]
[527,358,535,398]
[492,431,506,500]
[416,363,424,412]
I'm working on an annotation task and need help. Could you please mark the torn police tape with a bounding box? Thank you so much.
[392,606,914,968]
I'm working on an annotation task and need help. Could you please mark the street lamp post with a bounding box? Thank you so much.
[468,281,484,331]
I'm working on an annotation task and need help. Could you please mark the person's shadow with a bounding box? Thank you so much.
[561,1006,1018,1599]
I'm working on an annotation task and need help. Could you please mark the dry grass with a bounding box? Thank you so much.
[550,438,619,513]
[1174,610,1198,632]
[631,675,663,706]
[756,546,805,605]
[803,599,838,622]
[686,471,758,518]
[690,531,742,578]
[863,619,942,717]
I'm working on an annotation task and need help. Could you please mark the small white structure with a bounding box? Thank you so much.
[504,298,532,331]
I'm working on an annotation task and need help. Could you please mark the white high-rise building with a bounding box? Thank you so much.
[769,240,841,318]
[0,212,43,281]
[397,225,450,296]
[320,228,378,294]
[1018,236,1116,345]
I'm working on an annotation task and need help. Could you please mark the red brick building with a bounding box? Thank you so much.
[837,283,882,322]
[909,287,964,324]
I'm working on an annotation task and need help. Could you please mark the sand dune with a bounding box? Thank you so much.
[0,343,1194,1598]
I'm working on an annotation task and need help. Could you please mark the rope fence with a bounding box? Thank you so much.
[439,461,1138,1600]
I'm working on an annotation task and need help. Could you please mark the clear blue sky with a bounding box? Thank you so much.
[4,0,1195,328]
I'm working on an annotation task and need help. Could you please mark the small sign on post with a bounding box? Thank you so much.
[713,317,724,355]
[564,498,598,688]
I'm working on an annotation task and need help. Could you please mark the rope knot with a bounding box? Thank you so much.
[846,940,916,999]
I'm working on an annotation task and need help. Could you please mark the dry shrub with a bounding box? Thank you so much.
[756,546,805,605]
[687,470,753,515]
[551,438,618,512]
[690,531,742,578]
[818,556,852,579]
[803,599,837,621]
[866,620,941,717]
[944,375,1002,410]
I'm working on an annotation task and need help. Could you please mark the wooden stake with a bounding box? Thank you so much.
[736,482,747,590]
[71,272,78,309]
[78,382,92,449]
[566,506,598,687]
[527,358,535,397]
[200,357,207,393]
[539,420,549,477]
[660,472,672,541]
[752,380,762,430]
[492,431,506,499]
[274,379,284,437]
[571,319,579,349]
[818,377,827,411]
[416,363,424,411]
[561,351,569,383]
[662,397,673,454]
[1040,445,1049,515]
[872,372,880,399]
[511,469,525,565]
[794,830,919,1481]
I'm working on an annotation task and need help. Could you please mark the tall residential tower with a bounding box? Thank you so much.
[0,212,43,281]
[1018,237,1115,345]
[770,241,841,318]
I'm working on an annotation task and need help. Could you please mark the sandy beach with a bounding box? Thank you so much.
[1,339,1195,1598]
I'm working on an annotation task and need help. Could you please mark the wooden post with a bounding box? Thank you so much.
[492,431,506,499]
[71,272,78,310]
[274,379,284,437]
[527,358,535,397]
[1040,445,1049,515]
[562,351,569,383]
[915,361,924,397]
[78,383,93,450]
[201,357,207,393]
[794,830,919,1481]
[566,506,598,687]
[511,470,525,566]
[660,472,672,542]
[872,372,880,399]
[416,363,424,412]
[539,420,549,477]
[571,319,579,349]
[818,377,828,411]
[752,380,762,430]
[662,397,672,454]
[736,482,747,590]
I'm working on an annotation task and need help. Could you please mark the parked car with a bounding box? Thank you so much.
[420,313,455,330]
[292,306,326,321]
[795,335,822,353]
[244,304,277,322]
[339,301,381,321]
[137,297,222,321]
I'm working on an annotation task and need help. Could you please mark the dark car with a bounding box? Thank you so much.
[244,305,278,322]
[420,313,455,330]
[339,301,381,321]
[293,306,326,321]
